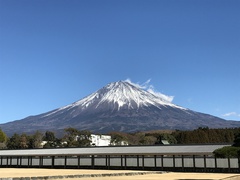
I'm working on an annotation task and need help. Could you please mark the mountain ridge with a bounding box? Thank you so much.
[1,80,240,135]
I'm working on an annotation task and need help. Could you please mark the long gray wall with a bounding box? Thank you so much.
[0,155,239,173]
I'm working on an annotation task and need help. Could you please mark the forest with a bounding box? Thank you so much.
[1,127,240,150]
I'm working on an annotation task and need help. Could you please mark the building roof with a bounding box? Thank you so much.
[0,144,229,157]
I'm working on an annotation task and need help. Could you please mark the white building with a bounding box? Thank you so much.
[41,134,128,147]
[111,140,128,146]
[91,134,111,146]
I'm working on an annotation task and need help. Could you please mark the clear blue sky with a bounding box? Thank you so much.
[0,0,239,124]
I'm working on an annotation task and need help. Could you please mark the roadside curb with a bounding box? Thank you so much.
[0,171,167,180]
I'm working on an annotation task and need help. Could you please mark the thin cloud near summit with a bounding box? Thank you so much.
[223,112,240,118]
[124,79,174,103]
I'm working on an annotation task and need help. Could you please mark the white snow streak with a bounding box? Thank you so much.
[43,80,186,117]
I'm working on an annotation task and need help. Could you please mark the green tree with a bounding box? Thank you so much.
[110,132,128,145]
[172,127,239,144]
[43,131,60,148]
[0,129,7,148]
[29,131,43,148]
[213,132,240,158]
[140,136,157,145]
[44,131,56,142]
[213,146,240,158]
[77,130,91,146]
[0,129,7,143]
[233,133,240,147]
[7,133,21,149]
[63,127,80,147]
[62,128,92,147]
[155,134,177,144]
[19,134,28,149]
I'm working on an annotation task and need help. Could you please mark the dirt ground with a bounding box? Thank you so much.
[75,173,240,180]
[0,168,239,180]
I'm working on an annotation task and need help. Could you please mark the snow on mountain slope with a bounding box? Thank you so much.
[45,81,186,117]
[2,80,240,136]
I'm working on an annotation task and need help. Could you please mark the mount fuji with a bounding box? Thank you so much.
[1,80,240,135]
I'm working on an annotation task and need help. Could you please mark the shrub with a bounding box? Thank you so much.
[213,146,240,158]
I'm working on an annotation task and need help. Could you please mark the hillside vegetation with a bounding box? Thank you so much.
[1,127,240,150]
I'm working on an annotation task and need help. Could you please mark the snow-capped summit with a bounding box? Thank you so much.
[70,80,185,111]
[1,80,240,135]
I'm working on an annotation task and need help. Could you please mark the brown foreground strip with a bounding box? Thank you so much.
[64,173,240,180]
[0,169,239,180]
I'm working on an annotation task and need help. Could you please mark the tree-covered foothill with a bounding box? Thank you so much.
[109,130,176,145]
[2,127,240,150]
[6,131,44,149]
[110,127,240,146]
[172,127,237,144]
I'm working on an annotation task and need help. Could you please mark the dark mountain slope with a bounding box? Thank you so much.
[1,81,240,135]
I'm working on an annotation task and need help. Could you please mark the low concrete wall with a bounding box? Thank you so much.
[1,155,239,173]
